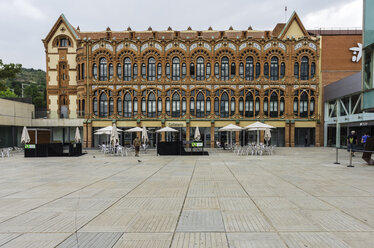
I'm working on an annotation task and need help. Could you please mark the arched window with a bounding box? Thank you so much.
[206,97,211,115]
[82,99,85,116]
[78,64,81,80]
[214,63,219,79]
[60,38,68,47]
[157,63,162,79]
[148,93,156,117]
[245,92,254,117]
[280,62,285,79]
[93,63,97,79]
[270,57,279,80]
[99,58,107,81]
[93,97,98,115]
[294,62,299,79]
[172,93,180,117]
[293,97,298,116]
[190,62,195,79]
[231,63,236,79]
[109,97,114,116]
[133,97,138,116]
[245,57,254,81]
[123,58,131,81]
[220,92,229,117]
[214,97,219,116]
[230,97,235,116]
[255,98,260,116]
[190,97,195,116]
[172,57,180,81]
[141,63,146,79]
[269,92,278,117]
[166,63,170,78]
[239,63,244,78]
[117,63,122,79]
[82,63,85,79]
[158,97,162,116]
[166,97,170,116]
[182,97,187,116]
[311,62,316,78]
[148,57,156,80]
[117,97,122,116]
[300,92,308,117]
[141,97,146,115]
[196,57,205,80]
[109,64,114,80]
[182,63,187,78]
[255,62,260,79]
[206,63,211,78]
[123,93,132,117]
[264,62,269,79]
[133,63,138,79]
[221,57,229,81]
[99,93,108,117]
[196,92,204,117]
[301,56,309,80]
[239,97,244,116]
[263,97,268,117]
[280,97,285,116]
[310,97,315,116]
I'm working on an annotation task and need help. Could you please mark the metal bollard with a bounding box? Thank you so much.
[347,148,354,167]
[334,147,340,164]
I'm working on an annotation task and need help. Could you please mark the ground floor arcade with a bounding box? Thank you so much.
[82,120,320,148]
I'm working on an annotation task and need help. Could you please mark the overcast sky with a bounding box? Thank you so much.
[0,0,363,70]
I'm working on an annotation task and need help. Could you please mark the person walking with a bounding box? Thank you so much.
[361,133,370,150]
[133,136,141,157]
[347,130,358,157]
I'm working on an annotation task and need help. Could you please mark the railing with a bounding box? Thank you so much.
[32,110,85,119]
[308,27,362,35]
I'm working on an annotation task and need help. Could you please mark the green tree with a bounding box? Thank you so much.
[0,88,17,98]
[0,59,22,91]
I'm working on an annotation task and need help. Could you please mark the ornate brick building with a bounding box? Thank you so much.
[43,12,321,148]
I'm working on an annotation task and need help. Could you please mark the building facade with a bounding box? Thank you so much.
[43,12,322,148]
[307,29,362,147]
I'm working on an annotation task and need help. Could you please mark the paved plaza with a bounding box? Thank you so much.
[0,148,373,247]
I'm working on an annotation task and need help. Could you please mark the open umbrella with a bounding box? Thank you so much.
[218,124,242,148]
[156,127,179,142]
[142,126,149,145]
[110,123,119,146]
[245,122,274,144]
[21,126,30,144]
[124,127,143,132]
[74,127,81,143]
[194,126,201,141]
[156,127,179,132]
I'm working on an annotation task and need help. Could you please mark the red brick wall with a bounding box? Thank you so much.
[321,35,362,86]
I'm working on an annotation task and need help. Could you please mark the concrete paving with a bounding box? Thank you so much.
[0,147,373,247]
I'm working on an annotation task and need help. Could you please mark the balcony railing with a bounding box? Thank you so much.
[32,110,85,119]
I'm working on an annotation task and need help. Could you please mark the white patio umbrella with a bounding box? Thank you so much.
[245,122,274,144]
[218,124,242,148]
[110,123,119,146]
[124,127,143,132]
[264,128,272,146]
[20,126,30,144]
[74,127,81,143]
[142,126,149,145]
[96,125,123,134]
[156,126,179,142]
[244,121,275,130]
[194,126,201,141]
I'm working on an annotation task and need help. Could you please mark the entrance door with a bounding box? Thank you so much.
[295,128,315,147]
